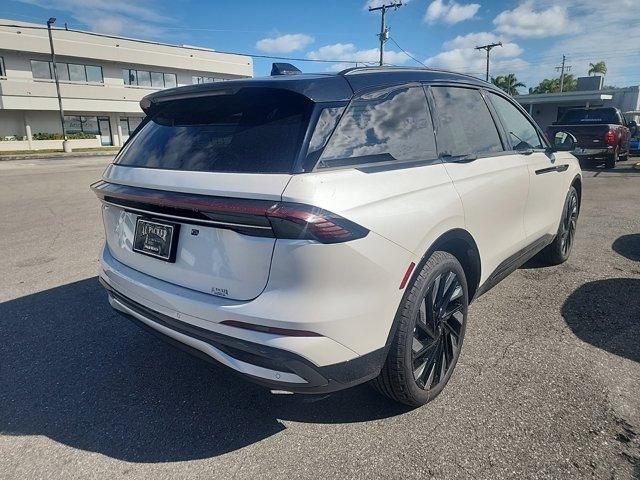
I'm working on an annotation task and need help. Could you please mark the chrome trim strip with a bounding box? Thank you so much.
[99,199,273,230]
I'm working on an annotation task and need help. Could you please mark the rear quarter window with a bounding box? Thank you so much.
[115,88,313,174]
[317,85,437,169]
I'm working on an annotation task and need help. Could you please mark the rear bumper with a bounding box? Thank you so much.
[101,277,386,393]
[573,147,612,158]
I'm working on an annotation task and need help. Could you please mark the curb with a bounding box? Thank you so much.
[0,150,117,161]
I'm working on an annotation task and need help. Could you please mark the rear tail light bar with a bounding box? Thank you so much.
[91,181,368,244]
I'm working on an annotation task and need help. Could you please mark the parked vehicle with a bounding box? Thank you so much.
[624,111,639,155]
[546,107,631,168]
[92,66,582,406]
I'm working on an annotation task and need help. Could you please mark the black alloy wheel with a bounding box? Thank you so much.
[371,251,468,406]
[560,189,579,258]
[412,271,464,390]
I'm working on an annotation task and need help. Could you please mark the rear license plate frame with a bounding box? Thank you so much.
[133,217,180,262]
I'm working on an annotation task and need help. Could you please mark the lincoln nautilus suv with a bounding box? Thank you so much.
[93,66,582,406]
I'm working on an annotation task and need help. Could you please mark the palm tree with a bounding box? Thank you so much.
[530,74,577,94]
[491,73,526,96]
[588,61,607,78]
[530,78,560,94]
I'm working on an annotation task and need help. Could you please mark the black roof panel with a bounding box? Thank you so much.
[141,67,499,114]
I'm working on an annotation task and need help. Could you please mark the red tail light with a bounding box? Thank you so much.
[604,130,617,145]
[266,203,367,244]
[91,181,368,244]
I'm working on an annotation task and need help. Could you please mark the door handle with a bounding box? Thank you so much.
[441,154,478,163]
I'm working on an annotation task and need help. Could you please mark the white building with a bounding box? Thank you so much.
[0,20,253,148]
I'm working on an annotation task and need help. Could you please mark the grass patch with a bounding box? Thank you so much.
[0,147,120,156]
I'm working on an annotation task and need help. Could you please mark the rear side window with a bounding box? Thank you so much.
[430,86,503,157]
[318,85,437,169]
[116,88,313,173]
[489,92,543,150]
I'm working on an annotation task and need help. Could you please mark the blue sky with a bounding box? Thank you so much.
[2,0,639,91]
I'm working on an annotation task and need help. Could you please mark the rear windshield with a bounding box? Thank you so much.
[559,108,619,124]
[115,88,313,173]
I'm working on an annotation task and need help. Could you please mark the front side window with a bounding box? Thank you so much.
[318,85,437,168]
[489,92,543,150]
[430,86,503,157]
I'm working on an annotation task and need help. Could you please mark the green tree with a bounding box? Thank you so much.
[530,74,576,94]
[588,60,607,77]
[491,73,526,96]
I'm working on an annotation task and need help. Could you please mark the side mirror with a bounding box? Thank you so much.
[629,120,638,136]
[552,131,577,152]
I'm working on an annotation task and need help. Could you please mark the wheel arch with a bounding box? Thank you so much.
[426,229,482,302]
[571,174,582,210]
[383,228,481,350]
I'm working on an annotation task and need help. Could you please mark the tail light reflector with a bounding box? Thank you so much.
[220,320,322,337]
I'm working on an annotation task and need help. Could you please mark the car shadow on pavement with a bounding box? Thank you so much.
[0,278,409,463]
[561,278,640,364]
[612,234,640,262]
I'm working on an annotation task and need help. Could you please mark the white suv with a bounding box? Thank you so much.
[93,67,581,406]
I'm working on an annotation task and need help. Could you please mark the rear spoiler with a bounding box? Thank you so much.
[140,76,353,115]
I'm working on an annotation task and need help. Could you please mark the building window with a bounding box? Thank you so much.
[0,57,6,77]
[192,75,221,84]
[122,68,177,88]
[30,60,103,83]
[65,115,100,134]
[119,116,144,142]
[31,60,51,79]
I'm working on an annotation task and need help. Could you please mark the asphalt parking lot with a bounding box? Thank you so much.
[0,156,639,480]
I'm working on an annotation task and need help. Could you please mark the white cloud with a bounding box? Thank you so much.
[255,33,314,54]
[425,32,526,77]
[424,0,480,25]
[307,42,411,67]
[493,1,577,38]
[16,0,172,36]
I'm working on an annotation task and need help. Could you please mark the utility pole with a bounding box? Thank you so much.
[475,42,502,81]
[47,18,71,152]
[368,2,402,66]
[555,54,572,93]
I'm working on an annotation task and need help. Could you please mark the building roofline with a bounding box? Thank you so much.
[0,18,248,58]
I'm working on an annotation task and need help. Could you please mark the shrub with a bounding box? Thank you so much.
[32,132,97,140]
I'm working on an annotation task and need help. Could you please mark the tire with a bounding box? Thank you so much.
[535,186,579,266]
[605,146,618,168]
[370,251,468,407]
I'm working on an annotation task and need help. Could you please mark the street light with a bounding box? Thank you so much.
[46,17,71,152]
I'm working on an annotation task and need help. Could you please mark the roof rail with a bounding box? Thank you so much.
[338,65,432,76]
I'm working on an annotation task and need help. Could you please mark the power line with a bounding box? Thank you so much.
[388,37,427,68]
